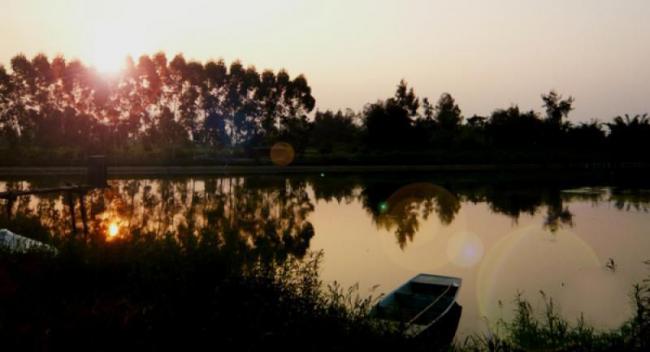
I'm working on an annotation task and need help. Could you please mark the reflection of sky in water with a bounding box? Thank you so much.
[447,231,484,268]
[1,178,650,336]
[310,188,650,336]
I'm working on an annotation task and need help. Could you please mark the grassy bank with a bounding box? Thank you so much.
[1,221,649,351]
[2,163,650,179]
[455,289,649,352]
[1,145,649,168]
[0,228,415,351]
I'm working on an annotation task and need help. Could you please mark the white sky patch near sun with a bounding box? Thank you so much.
[88,22,144,73]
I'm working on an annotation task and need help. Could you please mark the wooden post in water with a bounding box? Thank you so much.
[87,155,108,188]
[65,191,77,236]
[78,192,89,237]
[0,156,107,233]
[5,194,16,220]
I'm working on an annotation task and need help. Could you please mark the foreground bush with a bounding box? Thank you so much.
[456,286,650,352]
[2,228,649,351]
[0,233,419,351]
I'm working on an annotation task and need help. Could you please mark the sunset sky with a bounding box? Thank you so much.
[2,0,649,121]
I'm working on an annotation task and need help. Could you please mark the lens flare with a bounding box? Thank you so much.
[477,225,602,328]
[446,231,484,268]
[376,183,467,271]
[270,142,295,166]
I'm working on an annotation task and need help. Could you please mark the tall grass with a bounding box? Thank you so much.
[455,279,650,352]
[0,230,416,351]
[2,223,649,351]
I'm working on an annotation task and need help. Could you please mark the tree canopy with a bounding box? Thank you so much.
[0,53,315,152]
[0,53,648,165]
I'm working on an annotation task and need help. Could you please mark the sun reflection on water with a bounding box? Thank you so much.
[107,222,120,240]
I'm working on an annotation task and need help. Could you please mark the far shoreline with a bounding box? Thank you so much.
[1,162,649,177]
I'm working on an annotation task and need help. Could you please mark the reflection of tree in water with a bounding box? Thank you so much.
[487,188,574,233]
[2,180,74,238]
[1,177,315,262]
[355,179,614,247]
[360,182,460,249]
[609,188,650,212]
[462,185,576,232]
[543,194,574,233]
[308,175,360,204]
[228,177,315,261]
[4,176,650,253]
[481,189,540,219]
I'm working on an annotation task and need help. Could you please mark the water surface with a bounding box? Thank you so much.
[2,172,649,336]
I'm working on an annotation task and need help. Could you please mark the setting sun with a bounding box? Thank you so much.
[89,24,143,74]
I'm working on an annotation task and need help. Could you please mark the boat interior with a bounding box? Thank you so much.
[373,276,460,327]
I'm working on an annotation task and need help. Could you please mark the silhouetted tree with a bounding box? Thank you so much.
[394,79,420,117]
[0,53,315,160]
[363,81,420,149]
[487,106,543,149]
[607,114,650,157]
[466,115,487,128]
[1,52,648,165]
[310,109,361,154]
[542,90,574,128]
[363,100,412,149]
[567,120,606,151]
[434,93,462,130]
[0,64,18,146]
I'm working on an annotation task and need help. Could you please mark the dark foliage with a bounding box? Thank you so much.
[0,236,417,351]
[1,54,649,165]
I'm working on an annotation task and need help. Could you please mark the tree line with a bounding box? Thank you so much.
[354,81,649,161]
[0,53,648,164]
[0,53,315,155]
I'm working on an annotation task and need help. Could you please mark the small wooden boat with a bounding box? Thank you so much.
[0,229,57,254]
[371,274,462,340]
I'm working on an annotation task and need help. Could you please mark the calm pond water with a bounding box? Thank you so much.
[2,172,650,337]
